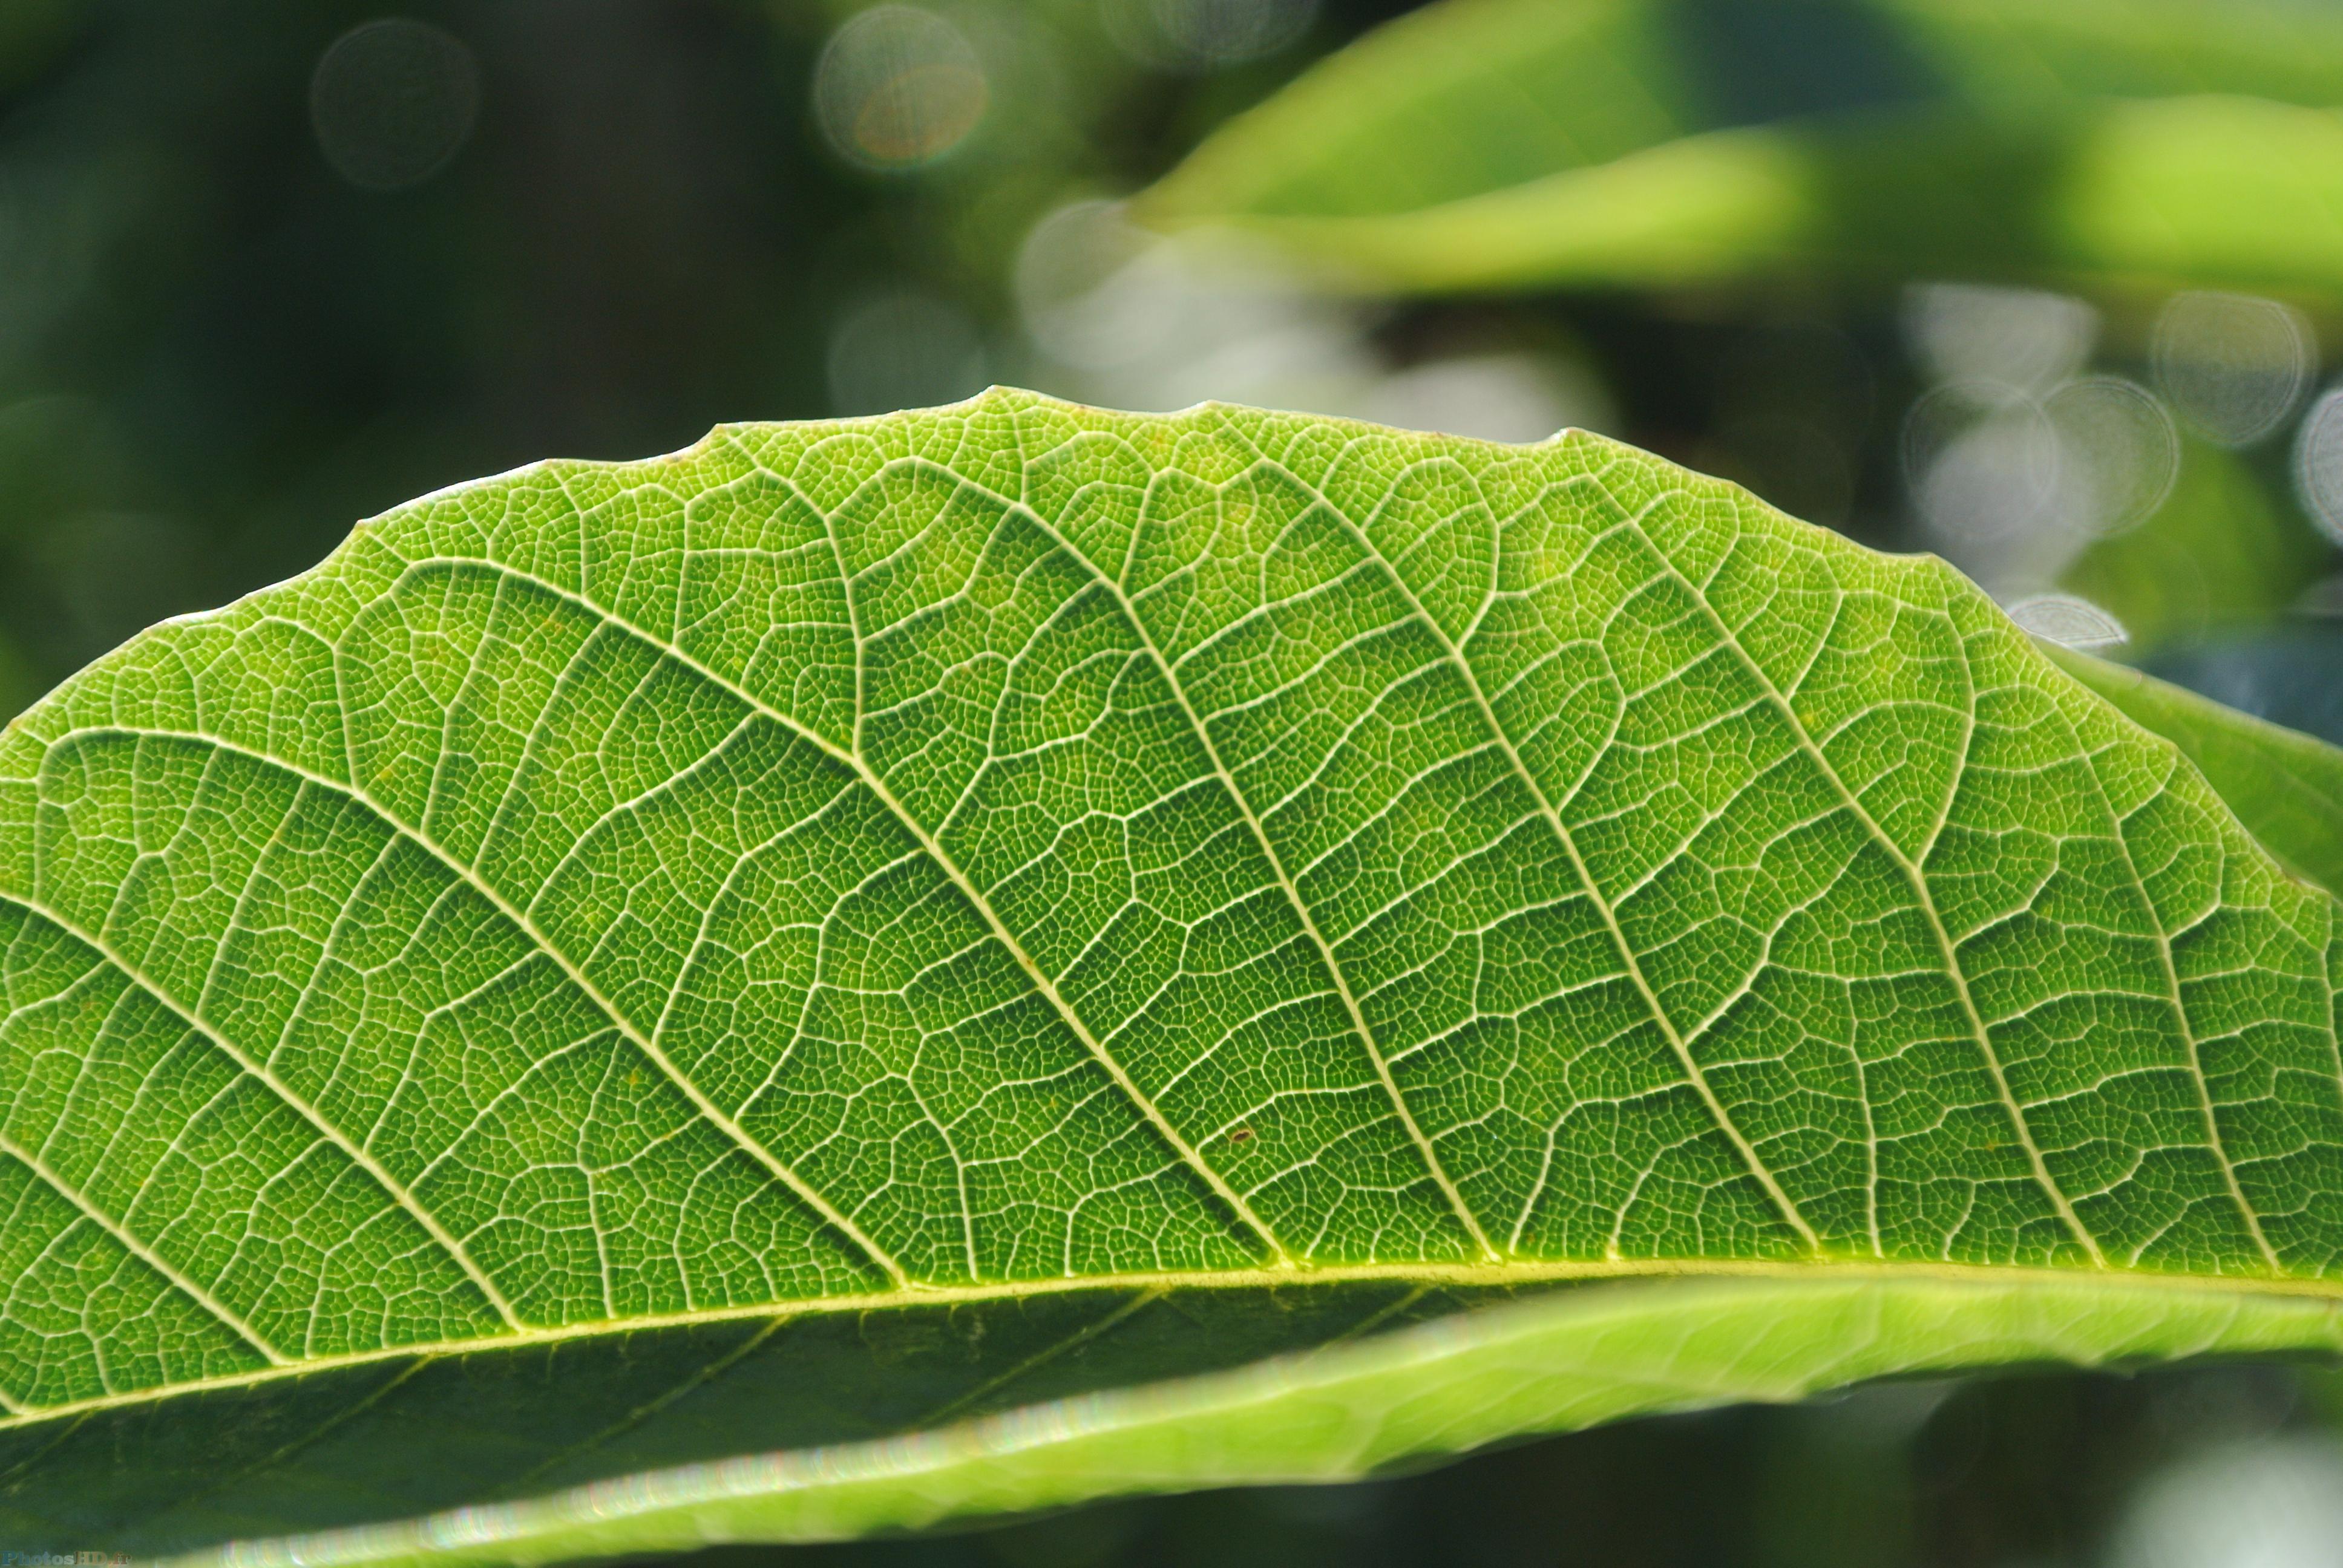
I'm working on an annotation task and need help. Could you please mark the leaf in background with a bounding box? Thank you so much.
[2146,626,2343,751]
[5,391,2343,1564]
[1139,0,2343,301]
[2059,438,2332,652]
[2042,641,2343,898]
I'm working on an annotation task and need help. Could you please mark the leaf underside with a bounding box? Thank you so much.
[2,390,2342,1563]
[2045,645,2343,903]
[1141,0,2343,299]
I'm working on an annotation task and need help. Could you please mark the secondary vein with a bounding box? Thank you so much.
[1264,462,1824,1253]
[0,883,529,1330]
[943,456,1503,1260]
[74,716,915,1296]
[2052,688,2281,1270]
[1622,503,2106,1266]
[788,512,1294,1267]
[0,1134,286,1366]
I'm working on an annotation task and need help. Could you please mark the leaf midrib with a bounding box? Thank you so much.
[3,430,2270,1400]
[1,1254,2334,1434]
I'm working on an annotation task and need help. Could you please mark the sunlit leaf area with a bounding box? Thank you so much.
[6,4,2343,1567]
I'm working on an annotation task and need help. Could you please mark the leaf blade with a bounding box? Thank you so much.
[79,1270,2343,1567]
[2,391,2341,1558]
[2043,642,2343,899]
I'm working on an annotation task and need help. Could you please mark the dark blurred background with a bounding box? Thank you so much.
[7,3,2343,1564]
[0,0,1406,719]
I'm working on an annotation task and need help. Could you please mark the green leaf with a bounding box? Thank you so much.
[1140,0,2343,299]
[2043,641,2343,900]
[80,1275,2343,1568]
[5,391,2343,1563]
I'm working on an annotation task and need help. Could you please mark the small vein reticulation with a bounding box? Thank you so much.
[0,388,2333,1422]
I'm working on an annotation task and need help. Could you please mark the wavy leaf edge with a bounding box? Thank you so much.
[2,387,2340,1562]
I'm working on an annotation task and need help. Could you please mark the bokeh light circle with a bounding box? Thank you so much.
[1103,0,1320,71]
[814,7,989,172]
[309,19,480,192]
[2042,376,2179,538]
[2150,290,2313,446]
[1903,382,2062,550]
[826,293,989,416]
[1015,199,1181,370]
[1902,283,2096,396]
[2110,1437,2343,1568]
[2005,593,2128,651]
[2292,385,2343,546]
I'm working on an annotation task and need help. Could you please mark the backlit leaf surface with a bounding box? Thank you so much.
[2046,644,2343,901]
[4,391,2343,1563]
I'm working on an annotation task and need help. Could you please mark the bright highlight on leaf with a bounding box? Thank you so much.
[3,391,2342,1564]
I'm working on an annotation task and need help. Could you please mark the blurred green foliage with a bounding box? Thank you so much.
[1142,0,2343,301]
[2062,437,2323,649]
[674,1361,2339,1568]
